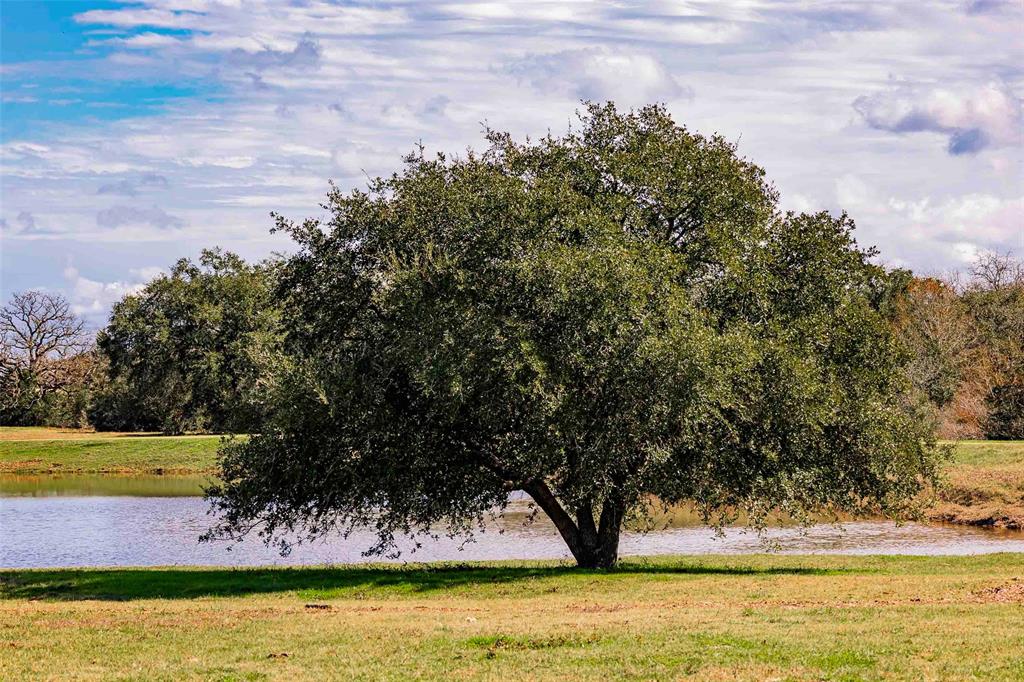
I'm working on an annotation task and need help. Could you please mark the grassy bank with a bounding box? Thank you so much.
[929,440,1024,530]
[0,427,223,474]
[2,429,1022,529]
[1,554,1023,680]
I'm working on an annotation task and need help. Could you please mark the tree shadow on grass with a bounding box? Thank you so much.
[0,560,855,602]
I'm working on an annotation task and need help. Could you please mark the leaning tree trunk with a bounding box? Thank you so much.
[521,480,624,568]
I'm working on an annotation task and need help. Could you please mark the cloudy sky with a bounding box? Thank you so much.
[1,1,1021,323]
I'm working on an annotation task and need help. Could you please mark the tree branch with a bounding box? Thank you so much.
[521,478,588,564]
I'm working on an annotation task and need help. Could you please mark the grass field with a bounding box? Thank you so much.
[0,427,223,474]
[1,554,1022,680]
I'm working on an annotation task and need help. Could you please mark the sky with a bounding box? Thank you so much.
[1,0,1021,324]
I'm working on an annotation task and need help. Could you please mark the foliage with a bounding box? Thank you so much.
[207,103,941,568]
[897,278,973,408]
[985,382,1024,439]
[895,252,1024,439]
[94,248,282,434]
[967,254,1024,439]
[0,291,98,426]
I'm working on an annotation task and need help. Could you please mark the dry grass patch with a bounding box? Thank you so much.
[0,427,164,441]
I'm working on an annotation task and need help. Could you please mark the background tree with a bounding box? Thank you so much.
[94,248,281,434]
[894,252,1023,439]
[965,253,1024,439]
[206,103,941,568]
[0,291,90,425]
[894,277,983,438]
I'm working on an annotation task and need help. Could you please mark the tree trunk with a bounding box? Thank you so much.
[521,480,624,569]
[594,491,625,568]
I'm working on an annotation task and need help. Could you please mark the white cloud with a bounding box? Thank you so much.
[226,34,322,71]
[179,155,256,169]
[130,265,167,282]
[928,193,1024,246]
[834,174,1023,270]
[96,205,184,230]
[72,7,196,30]
[853,81,1022,154]
[505,48,691,105]
[62,265,150,318]
[95,32,184,48]
[0,0,1020,320]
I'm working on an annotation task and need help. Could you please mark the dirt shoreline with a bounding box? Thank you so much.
[927,505,1024,531]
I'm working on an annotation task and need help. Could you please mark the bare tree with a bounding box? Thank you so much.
[969,251,1024,290]
[0,291,89,420]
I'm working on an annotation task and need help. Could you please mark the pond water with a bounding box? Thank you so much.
[3,476,1024,568]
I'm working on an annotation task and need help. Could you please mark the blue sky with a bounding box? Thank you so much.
[1,0,1021,323]
[1,2,211,138]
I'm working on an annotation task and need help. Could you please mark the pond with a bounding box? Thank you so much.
[3,476,1024,568]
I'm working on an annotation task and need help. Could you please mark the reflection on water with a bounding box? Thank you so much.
[2,487,1024,568]
[0,474,210,497]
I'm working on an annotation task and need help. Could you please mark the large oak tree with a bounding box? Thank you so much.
[206,103,941,568]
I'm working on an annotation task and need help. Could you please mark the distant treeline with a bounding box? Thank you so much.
[0,249,279,434]
[896,252,1023,440]
[2,249,1021,439]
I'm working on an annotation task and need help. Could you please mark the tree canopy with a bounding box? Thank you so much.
[94,249,281,434]
[206,103,941,568]
[0,291,94,426]
[895,252,1024,439]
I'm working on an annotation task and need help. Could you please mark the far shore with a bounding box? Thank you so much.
[1,428,1022,530]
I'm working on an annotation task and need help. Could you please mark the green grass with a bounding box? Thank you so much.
[931,441,1024,530]
[2,429,1019,475]
[2,554,1023,680]
[945,440,1024,466]
[0,429,224,474]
